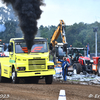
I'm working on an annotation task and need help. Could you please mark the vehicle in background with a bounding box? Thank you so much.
[0,45,4,56]
[49,20,67,63]
[67,46,93,74]
[49,20,73,73]
[92,57,100,76]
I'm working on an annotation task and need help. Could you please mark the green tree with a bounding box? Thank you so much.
[39,21,100,53]
[0,20,17,43]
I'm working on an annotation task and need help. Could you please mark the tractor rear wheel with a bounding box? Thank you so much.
[98,59,100,76]
[73,63,82,74]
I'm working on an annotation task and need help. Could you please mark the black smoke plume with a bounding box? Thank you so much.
[2,0,44,52]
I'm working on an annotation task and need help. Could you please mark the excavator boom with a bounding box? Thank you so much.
[50,20,66,47]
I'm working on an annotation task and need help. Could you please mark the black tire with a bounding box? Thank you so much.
[73,63,82,74]
[12,68,19,84]
[77,63,82,72]
[0,64,6,82]
[33,77,39,84]
[45,75,53,84]
[0,64,2,82]
[93,71,97,75]
[98,59,100,76]
[25,78,32,83]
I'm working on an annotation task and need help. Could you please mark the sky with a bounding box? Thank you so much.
[0,0,100,27]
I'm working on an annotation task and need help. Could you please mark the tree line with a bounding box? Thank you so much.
[39,22,100,53]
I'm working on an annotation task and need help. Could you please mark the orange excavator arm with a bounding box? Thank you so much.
[50,20,66,47]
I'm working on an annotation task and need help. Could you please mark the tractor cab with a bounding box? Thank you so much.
[67,47,86,64]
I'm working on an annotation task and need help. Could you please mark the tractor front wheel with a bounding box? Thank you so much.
[73,63,82,74]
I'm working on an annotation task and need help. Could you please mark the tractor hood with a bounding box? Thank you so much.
[79,56,90,60]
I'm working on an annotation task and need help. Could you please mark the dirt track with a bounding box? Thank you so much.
[0,79,100,100]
